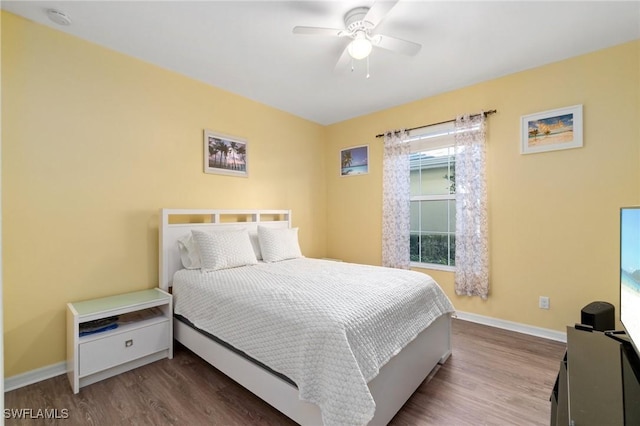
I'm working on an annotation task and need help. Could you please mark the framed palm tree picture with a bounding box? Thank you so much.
[340,145,369,176]
[204,130,248,177]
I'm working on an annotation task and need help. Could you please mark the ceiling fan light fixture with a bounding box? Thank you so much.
[347,32,372,60]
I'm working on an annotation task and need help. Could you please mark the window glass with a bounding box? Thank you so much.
[408,124,456,269]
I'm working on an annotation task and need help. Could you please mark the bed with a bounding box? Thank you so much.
[159,208,454,426]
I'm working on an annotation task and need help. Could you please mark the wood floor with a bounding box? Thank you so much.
[5,319,566,425]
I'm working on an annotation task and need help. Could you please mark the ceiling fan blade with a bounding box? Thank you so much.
[293,26,344,37]
[374,34,422,56]
[363,0,399,29]
[334,45,352,72]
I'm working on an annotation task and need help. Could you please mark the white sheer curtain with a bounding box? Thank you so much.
[382,130,410,269]
[454,114,489,298]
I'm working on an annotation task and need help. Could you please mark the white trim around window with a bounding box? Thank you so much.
[411,262,455,272]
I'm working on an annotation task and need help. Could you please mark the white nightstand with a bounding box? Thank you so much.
[66,288,173,393]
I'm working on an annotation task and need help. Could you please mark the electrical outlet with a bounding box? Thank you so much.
[539,296,550,309]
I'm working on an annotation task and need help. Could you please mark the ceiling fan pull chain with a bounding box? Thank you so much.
[351,58,355,73]
[366,56,370,79]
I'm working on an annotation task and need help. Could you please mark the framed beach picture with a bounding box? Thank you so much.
[203,130,248,177]
[520,104,583,154]
[340,145,369,176]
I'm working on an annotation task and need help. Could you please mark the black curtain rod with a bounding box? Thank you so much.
[375,109,497,138]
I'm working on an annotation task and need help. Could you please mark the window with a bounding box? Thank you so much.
[409,123,456,270]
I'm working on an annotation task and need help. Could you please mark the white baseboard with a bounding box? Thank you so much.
[455,311,567,343]
[4,362,66,392]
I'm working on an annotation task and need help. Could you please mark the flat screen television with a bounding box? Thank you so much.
[620,207,640,424]
[621,206,640,354]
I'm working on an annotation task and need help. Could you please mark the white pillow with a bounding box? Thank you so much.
[177,233,201,269]
[191,229,258,271]
[177,226,263,268]
[248,231,262,260]
[258,226,303,263]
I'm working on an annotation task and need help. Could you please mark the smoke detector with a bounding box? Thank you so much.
[46,9,72,26]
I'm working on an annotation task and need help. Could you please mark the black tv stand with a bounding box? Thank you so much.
[551,326,640,425]
[620,339,640,425]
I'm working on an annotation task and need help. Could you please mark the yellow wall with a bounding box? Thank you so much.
[1,12,326,377]
[326,40,640,333]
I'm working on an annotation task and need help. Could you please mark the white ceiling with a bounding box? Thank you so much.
[3,1,640,125]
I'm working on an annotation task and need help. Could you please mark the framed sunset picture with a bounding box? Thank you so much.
[340,145,369,176]
[204,130,248,177]
[520,104,583,154]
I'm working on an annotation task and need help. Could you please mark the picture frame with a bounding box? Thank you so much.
[520,104,583,154]
[203,130,248,177]
[340,145,369,176]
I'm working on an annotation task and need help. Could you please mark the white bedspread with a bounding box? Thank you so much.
[172,258,454,426]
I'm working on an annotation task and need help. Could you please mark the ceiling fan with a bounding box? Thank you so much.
[292,0,421,72]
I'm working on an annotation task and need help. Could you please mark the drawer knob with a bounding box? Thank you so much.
[125,339,133,347]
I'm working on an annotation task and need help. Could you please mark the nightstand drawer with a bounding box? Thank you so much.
[79,320,170,376]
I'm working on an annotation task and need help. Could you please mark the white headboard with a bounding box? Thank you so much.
[159,209,291,290]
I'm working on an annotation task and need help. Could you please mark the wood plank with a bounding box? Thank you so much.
[5,319,565,425]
